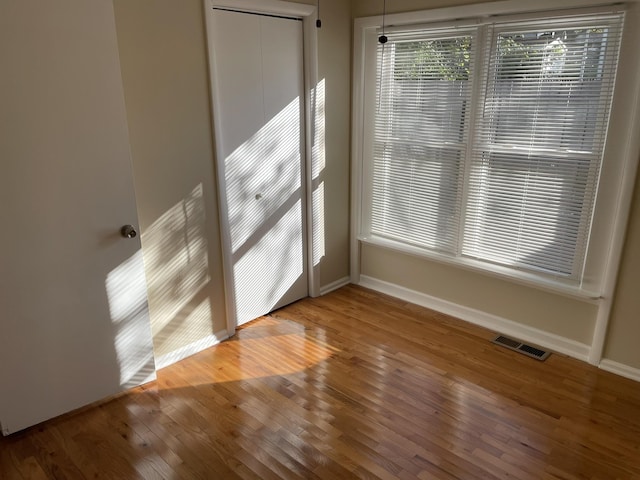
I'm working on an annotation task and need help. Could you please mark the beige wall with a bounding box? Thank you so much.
[113,0,227,359]
[605,181,640,369]
[113,0,352,359]
[601,3,640,371]
[352,0,487,16]
[353,0,640,370]
[361,245,598,344]
[316,0,352,285]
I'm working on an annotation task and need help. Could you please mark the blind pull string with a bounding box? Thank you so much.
[377,0,388,113]
[316,0,321,28]
[379,0,388,44]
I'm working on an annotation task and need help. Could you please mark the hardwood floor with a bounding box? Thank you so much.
[2,285,640,479]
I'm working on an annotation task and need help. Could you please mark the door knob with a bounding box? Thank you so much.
[120,225,137,239]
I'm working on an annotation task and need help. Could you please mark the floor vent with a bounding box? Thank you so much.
[492,335,551,361]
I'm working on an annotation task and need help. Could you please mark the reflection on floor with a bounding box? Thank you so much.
[2,285,640,479]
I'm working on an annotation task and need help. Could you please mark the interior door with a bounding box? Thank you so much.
[207,9,308,327]
[0,0,156,434]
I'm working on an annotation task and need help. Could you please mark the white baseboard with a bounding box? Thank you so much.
[358,275,590,362]
[599,359,640,382]
[155,330,229,370]
[320,276,351,296]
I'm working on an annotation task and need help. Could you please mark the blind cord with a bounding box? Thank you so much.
[377,0,388,113]
[379,0,388,43]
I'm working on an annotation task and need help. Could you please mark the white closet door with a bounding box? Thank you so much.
[0,0,156,434]
[208,9,308,326]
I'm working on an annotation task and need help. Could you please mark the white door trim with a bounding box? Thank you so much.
[204,0,320,336]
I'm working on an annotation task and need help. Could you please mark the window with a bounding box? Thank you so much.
[359,9,626,293]
[372,30,475,253]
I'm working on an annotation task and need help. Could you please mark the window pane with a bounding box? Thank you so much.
[464,152,596,276]
[371,34,474,252]
[372,145,462,250]
[465,18,623,279]
[489,28,612,152]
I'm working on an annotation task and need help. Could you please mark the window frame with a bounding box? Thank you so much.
[351,1,640,301]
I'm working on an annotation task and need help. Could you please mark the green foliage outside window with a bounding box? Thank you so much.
[393,37,471,81]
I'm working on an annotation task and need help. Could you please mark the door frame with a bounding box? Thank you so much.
[204,0,321,335]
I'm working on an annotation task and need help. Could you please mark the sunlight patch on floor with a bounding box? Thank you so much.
[155,318,339,388]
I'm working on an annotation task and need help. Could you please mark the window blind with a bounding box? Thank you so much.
[463,14,624,279]
[371,30,476,253]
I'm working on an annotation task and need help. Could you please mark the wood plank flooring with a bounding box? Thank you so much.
[2,285,640,479]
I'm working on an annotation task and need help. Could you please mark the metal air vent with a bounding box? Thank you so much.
[492,335,551,361]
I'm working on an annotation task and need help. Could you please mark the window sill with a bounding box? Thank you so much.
[358,235,602,303]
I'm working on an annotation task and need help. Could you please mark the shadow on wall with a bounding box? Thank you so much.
[224,93,307,323]
[105,249,157,390]
[123,77,327,370]
[138,184,216,362]
[312,79,327,269]
[222,78,327,324]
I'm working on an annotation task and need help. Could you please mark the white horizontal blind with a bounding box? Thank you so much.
[371,30,475,253]
[464,14,624,279]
